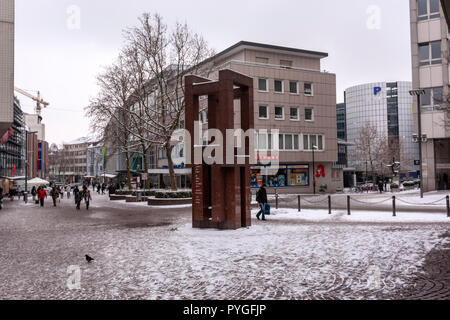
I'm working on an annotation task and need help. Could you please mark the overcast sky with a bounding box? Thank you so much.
[14,0,412,145]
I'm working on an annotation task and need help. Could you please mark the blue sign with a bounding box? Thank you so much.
[374,87,382,96]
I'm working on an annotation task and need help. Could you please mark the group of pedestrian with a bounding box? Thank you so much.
[27,183,92,210]
[73,185,92,210]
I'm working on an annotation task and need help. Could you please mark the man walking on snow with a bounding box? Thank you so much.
[256,184,268,221]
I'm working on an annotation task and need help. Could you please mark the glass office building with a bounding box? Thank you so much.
[345,81,420,178]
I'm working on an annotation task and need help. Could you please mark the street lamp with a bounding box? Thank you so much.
[312,145,319,195]
[409,89,426,198]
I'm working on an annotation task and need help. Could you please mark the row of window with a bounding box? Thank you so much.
[417,0,440,21]
[258,78,314,96]
[255,133,325,151]
[259,105,314,121]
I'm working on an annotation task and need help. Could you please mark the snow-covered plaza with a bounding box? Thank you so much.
[0,192,449,300]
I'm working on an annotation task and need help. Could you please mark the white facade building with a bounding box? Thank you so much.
[345,81,420,176]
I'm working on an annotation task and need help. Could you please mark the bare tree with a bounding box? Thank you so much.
[350,123,396,181]
[117,13,214,190]
[85,54,135,190]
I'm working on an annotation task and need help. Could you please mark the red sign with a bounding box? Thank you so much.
[1,127,14,145]
[316,165,326,178]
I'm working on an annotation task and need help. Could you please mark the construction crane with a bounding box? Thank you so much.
[14,87,50,116]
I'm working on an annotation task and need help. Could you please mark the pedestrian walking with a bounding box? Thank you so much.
[75,190,82,210]
[66,185,71,199]
[84,189,92,210]
[0,187,4,210]
[31,186,37,202]
[101,183,106,195]
[50,187,59,207]
[38,186,47,207]
[256,184,268,221]
[378,180,384,194]
[17,186,22,200]
[97,184,101,195]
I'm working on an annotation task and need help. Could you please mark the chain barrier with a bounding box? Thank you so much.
[395,197,448,206]
[349,197,392,205]
[302,196,330,205]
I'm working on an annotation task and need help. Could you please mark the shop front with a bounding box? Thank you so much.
[251,164,310,189]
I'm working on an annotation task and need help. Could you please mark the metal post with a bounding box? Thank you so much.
[393,196,396,217]
[312,147,316,195]
[25,132,28,196]
[447,196,450,218]
[298,195,301,212]
[275,189,279,210]
[417,95,424,199]
[328,195,332,215]
[347,195,351,216]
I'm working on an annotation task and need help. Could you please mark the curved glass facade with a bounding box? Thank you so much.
[345,81,420,175]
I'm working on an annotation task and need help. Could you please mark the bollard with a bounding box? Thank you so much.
[347,196,351,216]
[328,195,332,215]
[392,196,396,217]
[275,193,278,210]
[298,195,301,212]
[447,196,450,218]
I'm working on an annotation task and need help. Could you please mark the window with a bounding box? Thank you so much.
[303,134,324,151]
[256,57,269,64]
[305,108,314,121]
[421,87,444,110]
[259,105,269,119]
[275,106,284,120]
[289,81,299,94]
[433,87,443,108]
[258,78,268,92]
[274,80,284,93]
[419,41,442,66]
[258,133,268,150]
[277,134,301,151]
[285,135,293,150]
[421,88,432,106]
[418,0,440,21]
[290,107,299,121]
[304,83,313,96]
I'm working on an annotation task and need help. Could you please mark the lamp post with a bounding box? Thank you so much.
[312,145,318,195]
[409,89,426,198]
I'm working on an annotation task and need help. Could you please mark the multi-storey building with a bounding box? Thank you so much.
[0,0,14,134]
[24,113,49,180]
[345,82,420,180]
[152,41,340,193]
[0,97,25,178]
[49,137,98,183]
[410,0,450,191]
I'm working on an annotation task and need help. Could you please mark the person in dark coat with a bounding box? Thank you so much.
[75,191,83,210]
[50,187,59,207]
[378,180,384,194]
[31,186,37,202]
[256,184,268,221]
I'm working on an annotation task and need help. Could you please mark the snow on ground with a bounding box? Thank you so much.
[1,193,450,300]
[263,208,450,224]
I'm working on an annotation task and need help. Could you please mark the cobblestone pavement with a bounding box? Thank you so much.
[0,193,449,300]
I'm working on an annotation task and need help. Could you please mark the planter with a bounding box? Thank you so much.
[125,196,139,203]
[148,198,192,206]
